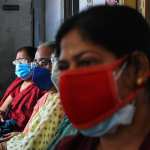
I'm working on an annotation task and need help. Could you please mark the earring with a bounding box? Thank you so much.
[137,78,144,85]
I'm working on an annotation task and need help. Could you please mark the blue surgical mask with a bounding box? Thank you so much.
[15,63,34,80]
[80,104,135,137]
[32,67,53,90]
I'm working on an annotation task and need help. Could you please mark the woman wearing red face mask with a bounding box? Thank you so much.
[54,5,150,150]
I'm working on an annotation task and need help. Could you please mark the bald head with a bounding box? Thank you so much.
[35,44,53,60]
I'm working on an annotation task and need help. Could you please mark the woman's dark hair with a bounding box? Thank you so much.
[16,46,37,61]
[55,5,150,60]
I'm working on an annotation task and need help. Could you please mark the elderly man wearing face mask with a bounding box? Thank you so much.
[32,42,54,90]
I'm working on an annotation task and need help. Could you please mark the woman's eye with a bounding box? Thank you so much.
[78,59,101,67]
[58,61,69,71]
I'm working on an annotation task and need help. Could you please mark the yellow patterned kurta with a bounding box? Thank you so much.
[7,92,64,150]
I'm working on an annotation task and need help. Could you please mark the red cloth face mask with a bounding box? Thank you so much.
[59,58,142,129]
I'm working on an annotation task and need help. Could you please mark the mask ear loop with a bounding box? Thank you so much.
[117,71,150,108]
[114,62,128,80]
[31,62,37,69]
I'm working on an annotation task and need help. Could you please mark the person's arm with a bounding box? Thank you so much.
[0,142,7,150]
[0,95,13,121]
[0,132,20,143]
[0,95,13,112]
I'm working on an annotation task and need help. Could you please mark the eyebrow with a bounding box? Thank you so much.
[73,50,102,61]
[58,49,102,63]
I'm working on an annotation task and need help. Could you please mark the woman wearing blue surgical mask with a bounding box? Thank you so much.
[54,5,150,150]
[0,46,46,136]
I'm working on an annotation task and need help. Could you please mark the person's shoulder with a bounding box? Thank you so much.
[47,91,59,101]
[10,77,22,84]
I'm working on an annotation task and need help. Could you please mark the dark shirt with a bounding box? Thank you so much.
[55,133,150,150]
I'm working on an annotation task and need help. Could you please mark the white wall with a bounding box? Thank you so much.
[45,0,64,42]
[79,0,105,11]
[93,0,106,5]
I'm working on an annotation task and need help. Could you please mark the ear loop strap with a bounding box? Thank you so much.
[115,56,146,108]
[114,62,128,80]
[117,71,150,108]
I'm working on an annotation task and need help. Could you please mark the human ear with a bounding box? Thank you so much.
[117,51,150,99]
[130,51,150,86]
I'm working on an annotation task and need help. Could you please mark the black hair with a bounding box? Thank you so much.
[55,5,150,60]
[16,46,37,61]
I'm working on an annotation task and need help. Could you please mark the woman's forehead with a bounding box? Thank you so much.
[60,30,83,49]
[59,30,115,61]
[16,50,29,59]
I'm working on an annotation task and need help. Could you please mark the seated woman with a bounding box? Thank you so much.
[54,5,150,150]
[0,46,46,135]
